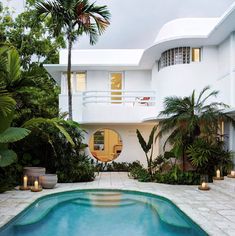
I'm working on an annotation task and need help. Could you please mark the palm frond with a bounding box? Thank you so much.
[0,92,16,117]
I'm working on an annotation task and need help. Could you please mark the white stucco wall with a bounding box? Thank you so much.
[82,124,158,166]
[152,46,219,112]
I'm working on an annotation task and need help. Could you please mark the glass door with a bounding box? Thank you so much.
[110,72,123,104]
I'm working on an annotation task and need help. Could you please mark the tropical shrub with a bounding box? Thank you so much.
[136,126,157,178]
[16,119,95,182]
[187,138,233,177]
[57,153,95,182]
[157,86,235,172]
[153,166,201,185]
[94,161,138,172]
[129,165,151,182]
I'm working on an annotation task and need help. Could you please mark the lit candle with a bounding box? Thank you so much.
[202,182,207,188]
[231,170,235,176]
[23,176,28,188]
[216,169,220,178]
[34,180,39,190]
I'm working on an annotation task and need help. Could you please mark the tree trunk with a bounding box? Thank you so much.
[67,33,73,120]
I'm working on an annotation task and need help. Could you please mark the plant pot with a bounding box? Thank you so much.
[41,174,58,189]
[23,167,46,185]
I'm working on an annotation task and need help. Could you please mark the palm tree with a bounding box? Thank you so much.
[36,0,110,120]
[157,86,235,171]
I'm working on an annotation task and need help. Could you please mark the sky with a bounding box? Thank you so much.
[2,0,235,49]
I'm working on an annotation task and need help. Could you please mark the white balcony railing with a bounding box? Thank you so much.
[82,90,156,106]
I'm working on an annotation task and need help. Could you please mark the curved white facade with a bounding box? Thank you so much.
[45,3,235,164]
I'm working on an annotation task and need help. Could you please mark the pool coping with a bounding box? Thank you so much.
[0,172,234,235]
[0,188,208,235]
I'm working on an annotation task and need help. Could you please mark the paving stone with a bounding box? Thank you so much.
[0,172,234,235]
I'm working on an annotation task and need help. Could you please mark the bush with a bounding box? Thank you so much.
[57,153,95,183]
[13,120,96,183]
[94,161,141,172]
[129,162,151,182]
[153,166,201,185]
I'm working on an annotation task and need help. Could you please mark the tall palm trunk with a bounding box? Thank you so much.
[67,32,73,120]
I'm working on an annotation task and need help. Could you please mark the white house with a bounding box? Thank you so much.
[45,3,235,165]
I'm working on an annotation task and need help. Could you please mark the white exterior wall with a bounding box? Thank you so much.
[83,124,157,166]
[152,47,219,112]
[53,23,235,163]
[59,70,155,123]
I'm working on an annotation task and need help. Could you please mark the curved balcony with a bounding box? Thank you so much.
[80,90,157,123]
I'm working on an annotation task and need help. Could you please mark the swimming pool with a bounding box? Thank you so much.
[0,189,207,236]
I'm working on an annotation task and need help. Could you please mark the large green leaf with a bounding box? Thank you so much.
[147,125,157,150]
[136,129,149,153]
[6,49,21,85]
[23,117,75,146]
[0,127,31,143]
[0,93,16,117]
[0,149,17,167]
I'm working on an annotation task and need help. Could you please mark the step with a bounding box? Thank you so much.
[72,199,136,207]
[150,200,191,230]
[88,192,122,197]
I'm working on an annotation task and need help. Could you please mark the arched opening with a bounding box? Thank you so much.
[89,129,123,162]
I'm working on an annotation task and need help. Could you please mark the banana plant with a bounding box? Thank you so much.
[0,127,30,167]
[22,117,77,147]
[136,125,157,178]
[0,47,31,167]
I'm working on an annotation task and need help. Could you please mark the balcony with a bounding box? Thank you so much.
[80,90,157,123]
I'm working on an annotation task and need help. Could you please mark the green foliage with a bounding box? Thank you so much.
[187,138,233,176]
[129,164,151,182]
[57,153,95,183]
[22,117,75,146]
[0,0,65,68]
[157,86,235,171]
[153,167,201,185]
[0,127,30,143]
[0,149,17,167]
[0,89,15,117]
[136,126,157,177]
[35,0,110,120]
[35,0,111,44]
[94,161,139,172]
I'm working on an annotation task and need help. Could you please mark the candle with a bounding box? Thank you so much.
[216,169,220,178]
[34,180,39,190]
[23,176,28,188]
[202,182,207,188]
[231,170,235,176]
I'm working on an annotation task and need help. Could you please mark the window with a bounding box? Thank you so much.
[75,72,86,92]
[158,47,202,71]
[62,72,86,93]
[110,72,123,103]
[93,130,105,151]
[89,129,123,162]
[192,48,201,62]
[158,47,190,70]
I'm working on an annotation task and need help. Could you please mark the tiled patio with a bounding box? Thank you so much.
[0,172,235,235]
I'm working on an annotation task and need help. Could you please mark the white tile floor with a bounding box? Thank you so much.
[0,172,235,235]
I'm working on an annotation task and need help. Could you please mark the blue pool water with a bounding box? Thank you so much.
[0,189,207,236]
